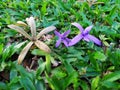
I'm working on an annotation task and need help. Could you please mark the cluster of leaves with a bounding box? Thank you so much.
[0,0,120,90]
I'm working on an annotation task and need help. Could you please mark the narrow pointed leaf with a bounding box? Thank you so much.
[45,54,51,73]
[18,42,33,64]
[8,25,32,40]
[34,40,51,53]
[26,17,36,38]
[37,26,56,39]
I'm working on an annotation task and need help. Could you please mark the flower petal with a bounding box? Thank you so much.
[87,35,102,46]
[83,36,90,42]
[55,38,61,47]
[65,38,71,42]
[63,30,71,37]
[63,40,69,47]
[71,22,84,32]
[54,31,61,37]
[26,16,36,38]
[84,25,93,35]
[68,34,83,46]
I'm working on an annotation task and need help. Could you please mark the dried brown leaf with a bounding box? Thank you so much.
[8,25,32,40]
[16,21,28,27]
[18,42,33,64]
[26,17,36,38]
[37,26,56,39]
[34,40,51,53]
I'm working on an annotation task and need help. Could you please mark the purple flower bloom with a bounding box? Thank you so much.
[68,22,102,46]
[54,30,71,47]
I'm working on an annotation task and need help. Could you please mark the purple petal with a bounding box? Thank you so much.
[54,31,61,37]
[63,40,69,47]
[71,22,84,32]
[68,34,83,46]
[87,35,102,46]
[65,38,71,42]
[84,25,93,35]
[55,38,62,47]
[83,36,90,42]
[63,30,71,37]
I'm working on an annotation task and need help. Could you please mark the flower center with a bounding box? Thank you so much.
[61,37,66,40]
[82,32,88,37]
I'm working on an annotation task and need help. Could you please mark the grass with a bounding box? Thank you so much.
[0,0,120,90]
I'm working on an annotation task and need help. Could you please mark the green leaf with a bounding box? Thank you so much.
[8,79,22,90]
[51,67,67,79]
[64,71,78,89]
[2,44,15,61]
[45,54,51,73]
[16,65,35,81]
[1,41,26,62]
[0,82,6,89]
[79,80,89,90]
[8,77,20,86]
[0,44,3,55]
[45,72,59,90]
[102,71,120,82]
[102,81,120,89]
[36,60,46,77]
[10,69,17,80]
[0,62,7,71]
[41,1,48,16]
[19,77,36,90]
[91,76,100,90]
[94,52,106,62]
[35,80,46,90]
[32,49,47,56]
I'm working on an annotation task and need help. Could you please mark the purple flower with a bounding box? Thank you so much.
[54,30,71,47]
[68,22,102,46]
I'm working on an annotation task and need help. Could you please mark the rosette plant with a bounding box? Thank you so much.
[8,16,56,64]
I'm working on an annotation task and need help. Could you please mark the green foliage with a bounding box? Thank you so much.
[0,0,120,90]
[0,42,26,71]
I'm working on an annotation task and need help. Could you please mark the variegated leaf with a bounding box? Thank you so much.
[8,25,32,40]
[18,42,33,64]
[37,26,56,39]
[34,40,51,53]
[26,16,36,38]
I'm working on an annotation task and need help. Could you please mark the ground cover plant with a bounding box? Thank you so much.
[0,0,120,90]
